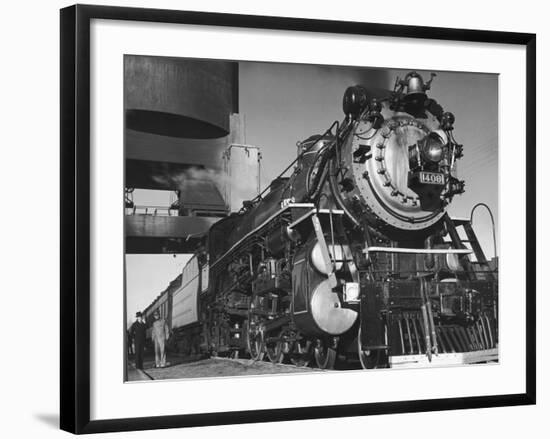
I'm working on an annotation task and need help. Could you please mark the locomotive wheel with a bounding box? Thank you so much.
[314,338,337,370]
[201,322,210,354]
[279,328,293,358]
[245,319,265,361]
[209,324,220,357]
[358,348,382,369]
[290,333,312,367]
[265,330,285,364]
[357,325,388,369]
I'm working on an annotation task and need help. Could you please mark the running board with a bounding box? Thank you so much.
[389,348,498,368]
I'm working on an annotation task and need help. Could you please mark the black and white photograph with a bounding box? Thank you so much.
[124,56,499,382]
[1,0,546,436]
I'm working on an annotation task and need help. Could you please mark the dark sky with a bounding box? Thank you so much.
[127,62,498,319]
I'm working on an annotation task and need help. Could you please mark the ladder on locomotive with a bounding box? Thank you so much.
[449,217,496,278]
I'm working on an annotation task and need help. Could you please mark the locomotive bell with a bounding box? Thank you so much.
[405,72,425,97]
[393,72,437,114]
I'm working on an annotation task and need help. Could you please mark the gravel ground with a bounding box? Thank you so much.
[143,357,322,380]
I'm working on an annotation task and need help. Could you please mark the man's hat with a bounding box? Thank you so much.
[135,311,142,317]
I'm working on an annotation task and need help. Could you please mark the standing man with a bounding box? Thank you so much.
[152,310,170,368]
[130,311,147,370]
[126,329,134,356]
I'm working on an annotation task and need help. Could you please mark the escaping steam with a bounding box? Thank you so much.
[151,165,260,212]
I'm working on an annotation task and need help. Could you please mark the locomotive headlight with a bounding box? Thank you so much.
[421,132,446,163]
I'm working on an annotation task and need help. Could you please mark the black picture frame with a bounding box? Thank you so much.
[60,4,536,434]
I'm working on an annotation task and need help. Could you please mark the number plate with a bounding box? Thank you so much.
[419,172,444,185]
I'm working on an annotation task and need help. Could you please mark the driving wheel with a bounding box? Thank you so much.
[314,337,337,369]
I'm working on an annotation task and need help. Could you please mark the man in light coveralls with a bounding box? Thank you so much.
[152,310,170,368]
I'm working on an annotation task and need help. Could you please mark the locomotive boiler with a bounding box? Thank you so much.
[157,71,498,370]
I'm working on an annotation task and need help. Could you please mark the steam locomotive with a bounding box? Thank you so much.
[143,71,498,370]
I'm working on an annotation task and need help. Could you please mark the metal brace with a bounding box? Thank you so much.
[311,214,337,288]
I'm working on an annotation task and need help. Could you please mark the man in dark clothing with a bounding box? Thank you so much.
[126,329,134,356]
[130,311,147,370]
